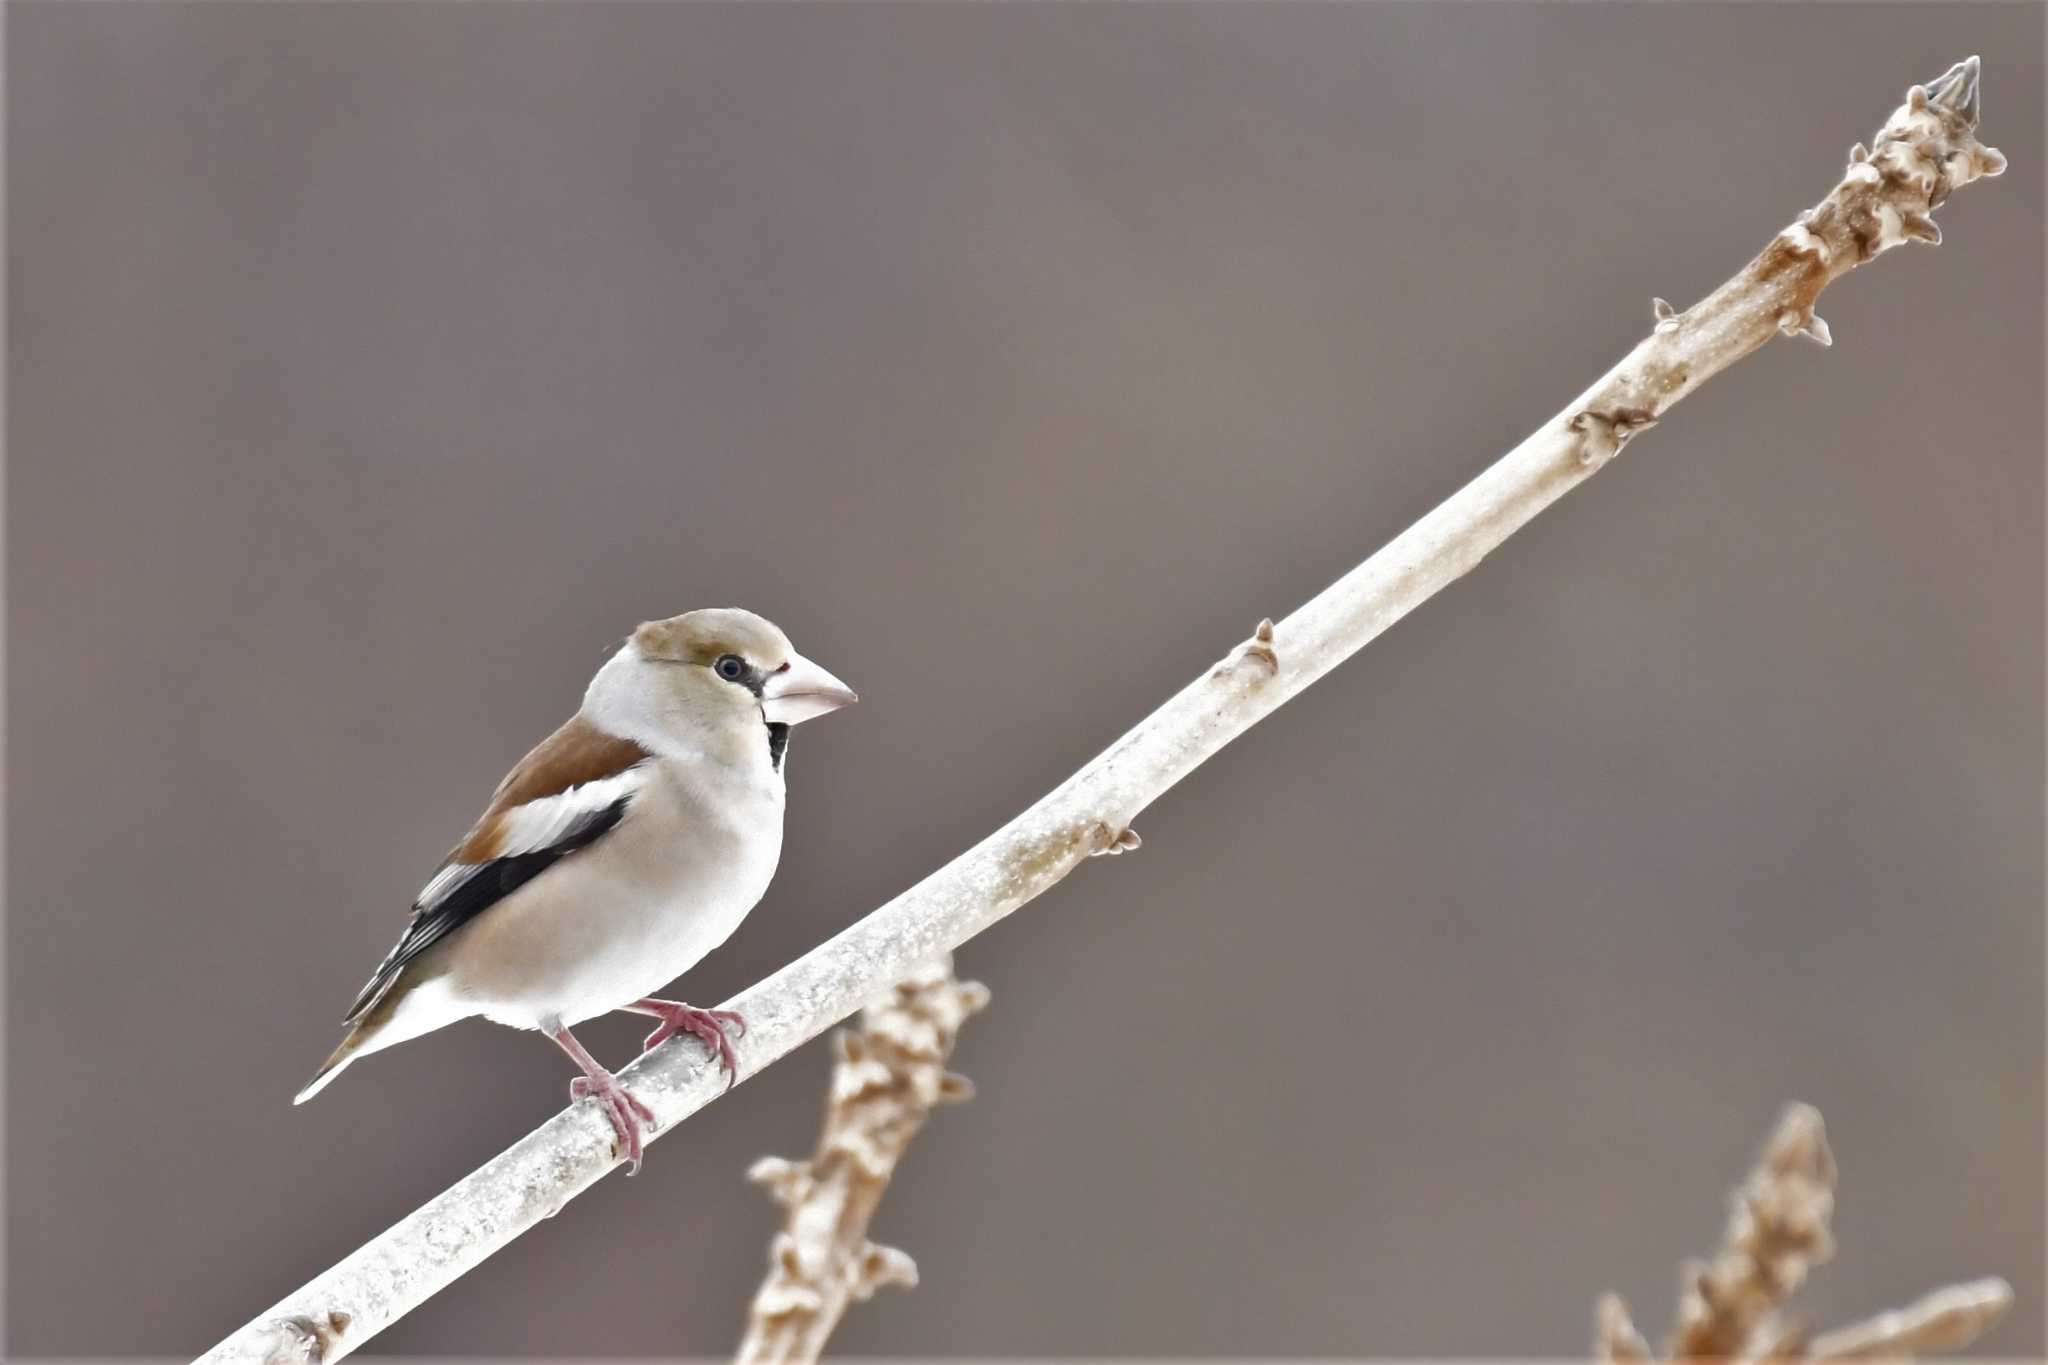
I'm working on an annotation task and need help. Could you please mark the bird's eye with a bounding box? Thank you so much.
[714,654,747,682]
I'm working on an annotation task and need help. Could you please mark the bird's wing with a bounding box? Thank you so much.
[341,715,653,1024]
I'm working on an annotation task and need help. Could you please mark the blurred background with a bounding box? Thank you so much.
[7,2,2041,1358]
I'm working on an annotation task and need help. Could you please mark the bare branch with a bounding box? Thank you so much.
[200,58,2006,1364]
[735,958,988,1364]
[1666,1104,1838,1360]
[1809,1278,2014,1360]
[1596,1101,2013,1365]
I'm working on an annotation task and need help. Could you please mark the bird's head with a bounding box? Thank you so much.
[593,608,856,761]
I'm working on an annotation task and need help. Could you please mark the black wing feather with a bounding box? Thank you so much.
[341,794,633,1023]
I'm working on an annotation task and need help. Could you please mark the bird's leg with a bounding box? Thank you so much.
[622,998,746,1086]
[546,1020,655,1175]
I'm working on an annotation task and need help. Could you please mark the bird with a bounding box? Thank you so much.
[293,608,856,1172]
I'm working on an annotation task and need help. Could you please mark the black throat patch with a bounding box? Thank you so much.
[766,721,791,773]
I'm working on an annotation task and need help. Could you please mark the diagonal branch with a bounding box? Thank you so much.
[200,58,2006,1364]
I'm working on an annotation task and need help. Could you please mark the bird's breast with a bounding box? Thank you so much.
[456,756,785,1028]
[606,760,784,946]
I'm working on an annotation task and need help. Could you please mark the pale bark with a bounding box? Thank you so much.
[1594,1105,2011,1365]
[734,957,987,1363]
[201,58,2006,1364]
[1666,1104,1838,1360]
[1808,1279,2016,1360]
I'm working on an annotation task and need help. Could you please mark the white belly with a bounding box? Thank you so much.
[445,760,784,1029]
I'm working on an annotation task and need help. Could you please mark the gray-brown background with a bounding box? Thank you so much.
[8,2,2042,1358]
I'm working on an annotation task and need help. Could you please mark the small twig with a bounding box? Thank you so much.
[1808,1279,2015,1360]
[734,958,988,1364]
[1597,1293,1656,1364]
[1594,1102,2013,1365]
[1666,1104,1838,1359]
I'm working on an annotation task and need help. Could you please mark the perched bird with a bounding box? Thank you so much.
[294,608,856,1171]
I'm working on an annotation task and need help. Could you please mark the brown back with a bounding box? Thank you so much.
[448,714,650,864]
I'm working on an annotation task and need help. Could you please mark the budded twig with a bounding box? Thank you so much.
[1594,1104,2012,1365]
[1808,1278,2015,1360]
[735,958,988,1363]
[1666,1104,1838,1359]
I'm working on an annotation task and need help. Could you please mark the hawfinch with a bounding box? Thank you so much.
[294,608,856,1171]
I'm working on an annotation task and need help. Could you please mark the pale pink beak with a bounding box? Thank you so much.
[760,653,858,725]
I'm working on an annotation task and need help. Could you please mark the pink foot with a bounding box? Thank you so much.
[569,1069,656,1174]
[546,1021,657,1175]
[630,999,746,1088]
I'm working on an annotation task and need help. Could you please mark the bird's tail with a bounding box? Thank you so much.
[293,1025,370,1104]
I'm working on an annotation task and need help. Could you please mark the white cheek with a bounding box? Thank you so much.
[582,650,700,757]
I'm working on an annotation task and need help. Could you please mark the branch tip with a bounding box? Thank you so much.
[1594,1293,1653,1364]
[1762,1102,1835,1182]
[1664,1104,1837,1359]
[1923,55,1981,126]
[1810,1276,2013,1359]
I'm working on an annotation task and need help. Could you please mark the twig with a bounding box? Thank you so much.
[201,58,2006,1363]
[734,958,987,1363]
[1593,1104,2012,1364]
[1597,1293,1656,1364]
[1808,1279,2016,1361]
[1666,1103,1839,1359]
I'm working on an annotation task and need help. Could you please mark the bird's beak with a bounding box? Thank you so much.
[760,652,858,725]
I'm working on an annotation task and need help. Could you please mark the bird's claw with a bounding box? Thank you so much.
[639,1003,746,1089]
[570,1071,656,1174]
